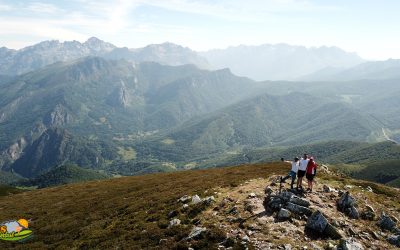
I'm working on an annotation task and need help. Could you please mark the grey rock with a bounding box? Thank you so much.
[378,213,397,231]
[387,234,400,247]
[277,208,291,220]
[203,196,216,205]
[366,186,373,192]
[323,184,333,192]
[339,238,364,250]
[192,195,202,204]
[264,186,273,195]
[280,191,295,202]
[361,205,375,220]
[306,211,328,233]
[248,192,257,198]
[337,191,356,210]
[178,195,191,203]
[242,235,250,242]
[187,226,207,240]
[182,204,189,210]
[289,196,310,207]
[324,223,343,239]
[346,206,359,219]
[263,195,284,212]
[228,206,239,215]
[168,210,178,218]
[169,218,181,227]
[287,202,312,216]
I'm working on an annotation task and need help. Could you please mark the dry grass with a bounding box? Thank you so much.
[0,162,285,249]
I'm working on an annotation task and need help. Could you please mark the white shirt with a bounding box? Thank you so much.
[291,161,299,172]
[299,158,309,171]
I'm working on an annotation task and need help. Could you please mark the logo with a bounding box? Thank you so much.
[0,219,33,242]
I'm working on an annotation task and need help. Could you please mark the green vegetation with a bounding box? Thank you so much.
[0,185,24,197]
[18,164,109,188]
[332,160,400,187]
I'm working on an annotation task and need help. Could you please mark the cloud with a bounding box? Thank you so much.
[0,3,12,11]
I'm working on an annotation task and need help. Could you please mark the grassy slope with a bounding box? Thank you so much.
[0,162,398,249]
[0,162,285,249]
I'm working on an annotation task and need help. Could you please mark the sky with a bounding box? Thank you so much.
[0,0,399,60]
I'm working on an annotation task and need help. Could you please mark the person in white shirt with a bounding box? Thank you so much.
[280,157,299,190]
[297,154,309,190]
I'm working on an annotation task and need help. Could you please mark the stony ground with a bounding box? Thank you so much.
[196,172,400,249]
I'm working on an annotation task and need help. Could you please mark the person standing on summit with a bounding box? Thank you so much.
[297,154,309,190]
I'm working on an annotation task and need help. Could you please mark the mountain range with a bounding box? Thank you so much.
[1,38,370,81]
[0,38,399,188]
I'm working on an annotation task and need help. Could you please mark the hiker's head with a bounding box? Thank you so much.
[281,157,284,162]
[310,157,314,162]
[303,154,308,159]
[294,157,299,162]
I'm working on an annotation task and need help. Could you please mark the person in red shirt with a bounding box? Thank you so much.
[306,157,318,192]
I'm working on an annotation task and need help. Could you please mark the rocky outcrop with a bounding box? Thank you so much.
[187,226,206,240]
[337,191,359,219]
[338,238,364,250]
[378,212,397,231]
[360,205,376,221]
[306,211,343,239]
[43,104,72,127]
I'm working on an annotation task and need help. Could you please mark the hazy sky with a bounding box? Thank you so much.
[1,0,399,60]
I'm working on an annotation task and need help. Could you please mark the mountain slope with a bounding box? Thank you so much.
[5,128,117,178]
[201,44,364,80]
[136,92,381,163]
[0,162,398,249]
[301,59,400,81]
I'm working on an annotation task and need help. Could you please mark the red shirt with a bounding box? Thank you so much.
[306,160,317,174]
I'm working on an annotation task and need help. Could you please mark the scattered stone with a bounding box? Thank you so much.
[361,205,376,220]
[264,186,273,195]
[159,238,168,245]
[178,195,191,203]
[248,193,257,198]
[244,201,256,214]
[168,210,178,218]
[182,204,189,210]
[169,218,181,227]
[242,235,250,242]
[283,244,292,250]
[344,185,353,189]
[270,182,277,187]
[339,238,364,250]
[187,227,206,240]
[306,211,328,233]
[346,206,360,219]
[192,195,202,204]
[323,185,333,192]
[324,223,343,239]
[387,234,400,247]
[228,206,239,215]
[348,227,357,236]
[370,231,379,240]
[366,186,373,192]
[286,202,312,216]
[277,208,291,220]
[337,192,359,219]
[280,191,295,202]
[378,212,397,231]
[326,242,336,250]
[264,195,284,212]
[289,196,310,207]
[203,196,216,205]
